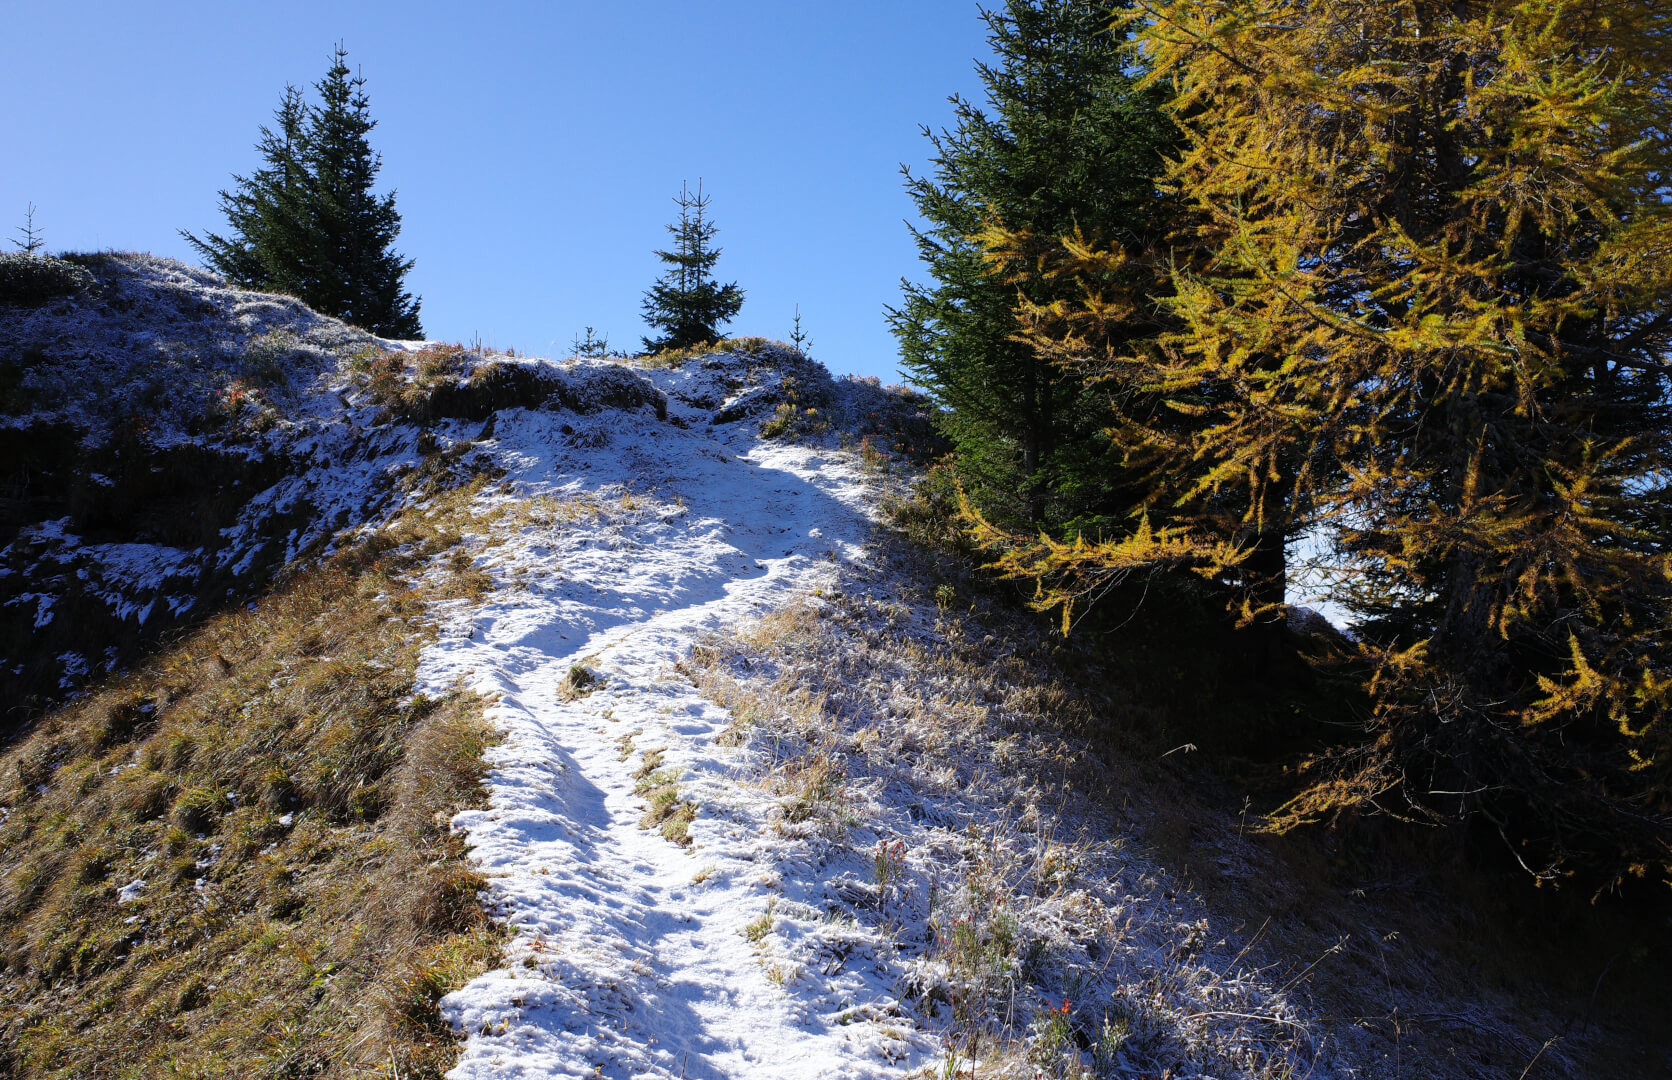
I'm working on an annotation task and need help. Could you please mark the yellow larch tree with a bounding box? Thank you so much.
[979,0,1672,886]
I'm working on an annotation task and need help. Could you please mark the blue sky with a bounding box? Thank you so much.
[1,2,996,381]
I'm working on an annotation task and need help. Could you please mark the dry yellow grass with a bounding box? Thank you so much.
[0,486,506,1078]
[628,336,778,369]
[346,342,470,421]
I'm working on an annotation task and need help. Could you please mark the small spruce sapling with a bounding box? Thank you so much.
[790,305,812,358]
[12,203,44,255]
[572,326,611,359]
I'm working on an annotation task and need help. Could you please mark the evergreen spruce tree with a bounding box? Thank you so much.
[790,305,811,357]
[572,327,610,359]
[184,46,422,338]
[298,45,421,338]
[184,87,309,292]
[641,181,744,352]
[887,0,1176,528]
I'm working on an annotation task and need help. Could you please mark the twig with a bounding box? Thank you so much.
[1580,952,1619,1036]
[1276,936,1348,997]
[1181,1009,1309,1029]
[1517,1037,1560,1080]
[1226,915,1272,974]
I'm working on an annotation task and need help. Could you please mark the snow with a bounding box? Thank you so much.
[57,650,89,688]
[418,351,1350,1079]
[418,366,923,1078]
[2,255,433,698]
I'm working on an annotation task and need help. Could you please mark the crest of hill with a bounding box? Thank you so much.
[0,253,914,724]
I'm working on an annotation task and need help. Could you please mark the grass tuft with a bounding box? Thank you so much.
[0,252,94,306]
[633,336,780,369]
[558,663,603,702]
[632,748,696,847]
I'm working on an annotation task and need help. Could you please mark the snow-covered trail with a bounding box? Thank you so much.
[416,369,927,1080]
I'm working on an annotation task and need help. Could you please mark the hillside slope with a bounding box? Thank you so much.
[2,260,1659,1078]
[416,368,1641,1079]
[2,254,426,716]
[0,254,676,721]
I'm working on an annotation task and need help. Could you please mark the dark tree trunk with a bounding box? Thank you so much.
[1243,466,1296,681]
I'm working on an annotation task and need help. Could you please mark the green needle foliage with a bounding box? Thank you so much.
[641,180,744,353]
[978,0,1672,888]
[889,0,1177,529]
[11,203,44,256]
[184,44,422,339]
[183,85,307,292]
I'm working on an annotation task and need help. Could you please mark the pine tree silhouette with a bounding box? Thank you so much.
[12,203,45,255]
[184,45,421,338]
[640,180,743,352]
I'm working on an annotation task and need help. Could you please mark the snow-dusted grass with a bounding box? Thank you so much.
[680,591,1322,1079]
[0,252,93,306]
[401,348,1346,1078]
[0,491,507,1078]
[416,346,1631,1080]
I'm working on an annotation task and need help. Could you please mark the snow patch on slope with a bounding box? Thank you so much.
[419,351,1363,1079]
[418,373,925,1077]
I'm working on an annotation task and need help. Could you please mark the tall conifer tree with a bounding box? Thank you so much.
[641,181,744,352]
[981,0,1672,884]
[297,45,421,338]
[184,46,421,339]
[889,0,1175,528]
[184,87,309,291]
